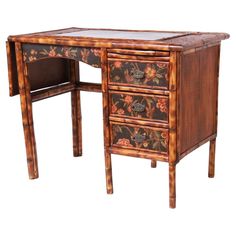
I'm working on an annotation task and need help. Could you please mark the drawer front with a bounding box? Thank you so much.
[108,59,169,89]
[111,123,168,154]
[109,91,168,122]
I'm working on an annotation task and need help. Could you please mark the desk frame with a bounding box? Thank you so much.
[6,28,229,208]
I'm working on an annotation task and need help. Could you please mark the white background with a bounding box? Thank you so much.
[0,0,235,235]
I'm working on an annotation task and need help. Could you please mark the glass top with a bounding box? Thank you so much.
[56,30,184,41]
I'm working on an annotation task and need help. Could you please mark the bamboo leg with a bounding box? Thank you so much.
[208,138,216,178]
[15,42,38,179]
[151,160,157,168]
[70,61,82,157]
[169,163,176,208]
[105,150,113,194]
[101,49,113,194]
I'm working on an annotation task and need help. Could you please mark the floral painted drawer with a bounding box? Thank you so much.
[111,122,168,154]
[109,91,168,122]
[108,59,169,89]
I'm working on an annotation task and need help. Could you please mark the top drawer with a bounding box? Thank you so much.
[108,59,169,90]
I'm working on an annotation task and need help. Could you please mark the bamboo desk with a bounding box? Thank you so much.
[6,28,229,208]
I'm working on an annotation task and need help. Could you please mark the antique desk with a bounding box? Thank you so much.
[6,28,229,208]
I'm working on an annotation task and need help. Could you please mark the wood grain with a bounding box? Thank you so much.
[6,28,229,208]
[31,83,75,102]
[208,138,216,178]
[178,45,220,156]
[15,42,38,179]
[6,41,18,96]
[151,160,157,168]
[101,48,113,194]
[110,147,168,162]
[70,60,82,157]
[168,51,178,208]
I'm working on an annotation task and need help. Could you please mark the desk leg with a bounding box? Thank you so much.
[101,49,113,194]
[208,138,216,178]
[169,163,176,208]
[15,42,38,179]
[151,160,157,168]
[70,61,82,157]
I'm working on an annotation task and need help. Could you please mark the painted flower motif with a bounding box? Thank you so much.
[117,109,125,115]
[48,47,57,57]
[156,98,168,113]
[112,104,118,113]
[23,52,27,62]
[158,63,167,69]
[112,124,168,153]
[81,49,90,63]
[27,49,38,61]
[161,131,169,145]
[29,56,37,62]
[116,138,133,147]
[114,61,122,69]
[22,45,101,67]
[161,132,168,140]
[145,64,157,80]
[143,141,149,148]
[124,69,134,82]
[30,49,37,55]
[62,47,77,58]
[127,105,132,113]
[91,49,101,57]
[124,95,133,104]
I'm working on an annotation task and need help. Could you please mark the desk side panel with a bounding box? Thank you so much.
[6,41,19,96]
[178,45,220,156]
[27,58,69,91]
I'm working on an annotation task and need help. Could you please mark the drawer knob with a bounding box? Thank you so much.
[132,133,146,143]
[131,69,145,80]
[131,103,145,112]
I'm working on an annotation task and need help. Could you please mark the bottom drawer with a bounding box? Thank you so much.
[111,122,168,154]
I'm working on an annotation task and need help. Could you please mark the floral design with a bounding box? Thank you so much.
[110,93,168,122]
[112,124,168,153]
[156,98,168,113]
[124,95,133,104]
[22,44,101,68]
[116,138,133,147]
[117,108,125,115]
[109,60,168,89]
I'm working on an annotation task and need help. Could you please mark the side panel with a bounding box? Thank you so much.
[27,58,69,91]
[178,45,220,155]
[6,41,18,96]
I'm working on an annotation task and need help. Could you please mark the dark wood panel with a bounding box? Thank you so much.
[6,41,18,96]
[178,45,220,155]
[27,58,69,91]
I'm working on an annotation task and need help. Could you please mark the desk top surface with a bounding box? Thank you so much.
[55,29,185,41]
[8,27,229,51]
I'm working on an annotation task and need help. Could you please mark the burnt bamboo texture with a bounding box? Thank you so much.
[70,60,82,157]
[6,28,229,208]
[151,160,157,168]
[208,138,216,178]
[15,42,38,179]
[101,48,113,194]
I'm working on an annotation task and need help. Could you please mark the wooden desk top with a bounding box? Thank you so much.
[8,27,229,51]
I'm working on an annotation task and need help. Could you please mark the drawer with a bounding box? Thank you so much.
[109,91,168,122]
[108,59,169,89]
[111,122,168,154]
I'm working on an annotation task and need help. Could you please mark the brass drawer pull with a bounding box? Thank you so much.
[131,69,145,80]
[132,133,146,143]
[131,102,145,112]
